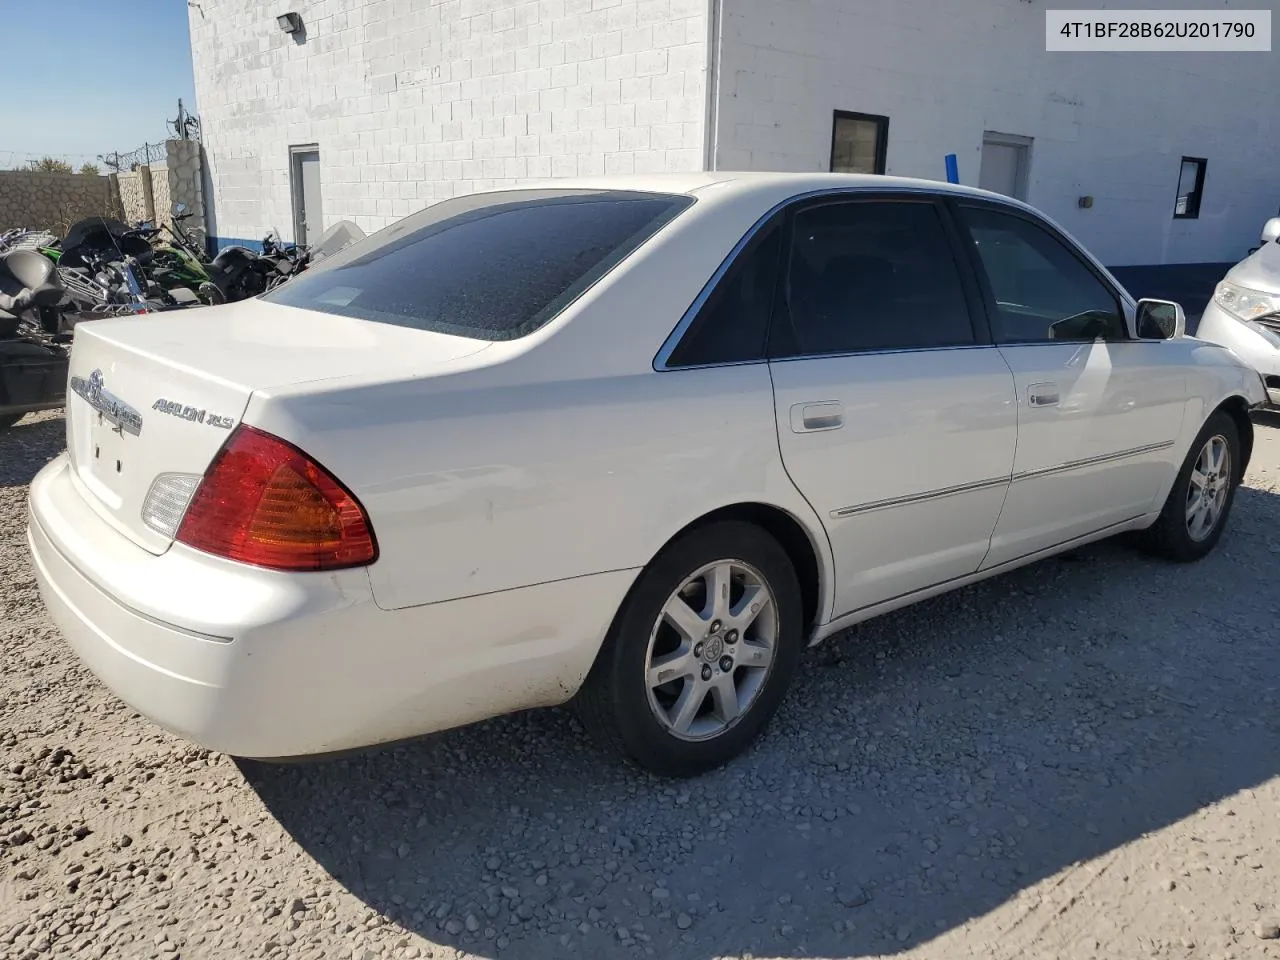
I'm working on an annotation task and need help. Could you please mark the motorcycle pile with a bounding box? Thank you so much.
[0,211,365,430]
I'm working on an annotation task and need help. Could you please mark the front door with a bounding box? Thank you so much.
[952,201,1188,567]
[768,196,1018,619]
[290,147,323,245]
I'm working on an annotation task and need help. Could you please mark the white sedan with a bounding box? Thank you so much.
[27,173,1266,776]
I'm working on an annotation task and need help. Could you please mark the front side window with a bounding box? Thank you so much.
[957,205,1126,343]
[264,189,692,341]
[771,199,975,358]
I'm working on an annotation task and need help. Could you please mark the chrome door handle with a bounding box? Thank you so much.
[1028,383,1060,407]
[790,401,844,433]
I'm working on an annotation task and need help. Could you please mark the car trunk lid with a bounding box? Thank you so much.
[63,299,491,554]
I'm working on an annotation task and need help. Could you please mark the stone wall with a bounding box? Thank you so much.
[0,171,121,233]
[110,142,206,245]
[115,170,150,224]
[161,139,206,241]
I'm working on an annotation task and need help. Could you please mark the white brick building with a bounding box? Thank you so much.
[190,0,1280,268]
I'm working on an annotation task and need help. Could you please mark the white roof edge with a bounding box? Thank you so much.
[477,171,1035,206]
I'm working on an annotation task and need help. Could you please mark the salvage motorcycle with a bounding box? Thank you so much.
[0,248,71,431]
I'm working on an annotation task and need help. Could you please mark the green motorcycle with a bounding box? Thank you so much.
[143,207,221,303]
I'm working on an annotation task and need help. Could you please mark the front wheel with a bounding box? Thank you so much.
[576,521,804,777]
[1138,411,1241,562]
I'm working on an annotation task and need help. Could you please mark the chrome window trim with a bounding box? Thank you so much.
[652,184,1092,372]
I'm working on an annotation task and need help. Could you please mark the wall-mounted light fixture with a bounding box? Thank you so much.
[276,12,303,34]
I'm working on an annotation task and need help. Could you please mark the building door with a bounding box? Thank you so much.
[978,132,1032,201]
[290,147,323,245]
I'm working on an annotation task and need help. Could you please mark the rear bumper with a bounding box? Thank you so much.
[28,454,633,758]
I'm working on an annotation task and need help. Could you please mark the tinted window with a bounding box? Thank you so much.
[959,205,1126,343]
[666,224,782,367]
[264,189,692,341]
[771,200,975,357]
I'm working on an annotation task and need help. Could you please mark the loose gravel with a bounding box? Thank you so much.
[3,407,1280,960]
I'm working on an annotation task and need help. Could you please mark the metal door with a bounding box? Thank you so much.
[291,148,323,245]
[979,133,1032,201]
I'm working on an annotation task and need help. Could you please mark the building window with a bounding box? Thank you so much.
[830,111,889,175]
[1173,157,1207,219]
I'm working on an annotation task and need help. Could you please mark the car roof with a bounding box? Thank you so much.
[500,170,1027,210]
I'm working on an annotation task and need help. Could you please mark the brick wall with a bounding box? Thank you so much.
[190,0,709,244]
[710,0,1280,266]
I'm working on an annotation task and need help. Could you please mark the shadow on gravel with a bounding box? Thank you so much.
[0,413,64,488]
[245,484,1280,960]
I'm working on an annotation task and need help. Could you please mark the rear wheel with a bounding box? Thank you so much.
[1139,411,1240,562]
[576,521,804,777]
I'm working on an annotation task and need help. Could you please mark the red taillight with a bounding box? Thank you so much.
[176,425,378,571]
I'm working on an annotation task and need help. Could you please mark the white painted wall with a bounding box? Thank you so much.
[189,0,708,244]
[710,0,1280,265]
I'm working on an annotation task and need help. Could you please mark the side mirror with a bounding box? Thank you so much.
[1262,217,1280,246]
[1136,299,1186,340]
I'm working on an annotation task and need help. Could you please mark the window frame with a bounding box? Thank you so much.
[1173,156,1207,220]
[830,110,890,176]
[948,197,1133,345]
[767,192,993,361]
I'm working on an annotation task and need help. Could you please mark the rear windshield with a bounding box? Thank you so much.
[263,189,693,340]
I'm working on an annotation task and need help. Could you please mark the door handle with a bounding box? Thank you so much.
[790,401,844,433]
[1028,382,1060,407]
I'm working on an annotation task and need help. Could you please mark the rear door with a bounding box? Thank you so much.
[950,200,1188,567]
[767,195,1018,620]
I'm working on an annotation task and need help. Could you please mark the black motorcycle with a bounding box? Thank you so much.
[0,249,70,431]
[57,217,199,315]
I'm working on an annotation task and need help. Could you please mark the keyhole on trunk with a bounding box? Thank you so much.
[115,460,122,473]
[94,446,99,459]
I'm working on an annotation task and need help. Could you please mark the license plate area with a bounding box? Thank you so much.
[79,412,132,510]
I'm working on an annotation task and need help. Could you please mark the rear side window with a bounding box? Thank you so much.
[264,189,692,341]
[666,223,782,367]
[771,199,975,357]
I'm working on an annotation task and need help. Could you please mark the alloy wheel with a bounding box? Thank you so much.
[643,559,779,742]
[1186,434,1231,542]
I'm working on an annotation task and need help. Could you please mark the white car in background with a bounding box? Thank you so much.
[27,173,1265,777]
[1198,216,1280,407]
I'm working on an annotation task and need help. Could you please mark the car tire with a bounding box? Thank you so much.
[0,412,21,431]
[1138,411,1241,562]
[576,521,804,778]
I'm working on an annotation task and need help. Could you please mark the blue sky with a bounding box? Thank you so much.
[2,0,197,169]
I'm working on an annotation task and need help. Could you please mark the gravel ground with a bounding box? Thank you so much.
[3,407,1280,960]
